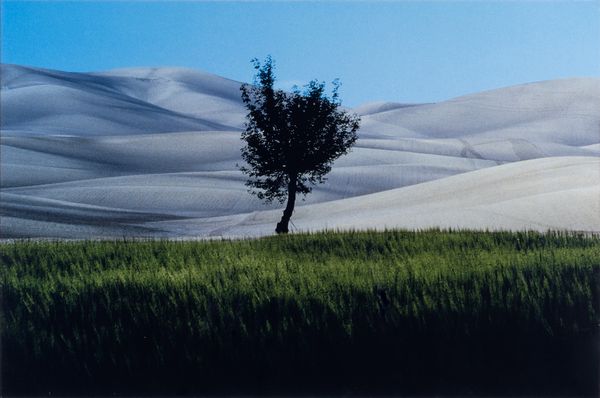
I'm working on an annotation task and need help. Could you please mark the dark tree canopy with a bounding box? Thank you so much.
[240,56,360,233]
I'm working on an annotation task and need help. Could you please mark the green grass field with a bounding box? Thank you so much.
[2,229,599,395]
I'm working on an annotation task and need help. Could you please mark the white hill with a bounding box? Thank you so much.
[0,64,241,135]
[146,156,600,237]
[1,64,599,238]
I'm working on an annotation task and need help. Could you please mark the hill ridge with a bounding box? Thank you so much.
[1,64,598,238]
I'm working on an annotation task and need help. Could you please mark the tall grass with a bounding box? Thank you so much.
[2,230,599,395]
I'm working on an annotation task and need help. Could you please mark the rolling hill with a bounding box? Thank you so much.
[1,64,599,238]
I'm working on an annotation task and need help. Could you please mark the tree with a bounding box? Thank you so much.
[240,57,360,234]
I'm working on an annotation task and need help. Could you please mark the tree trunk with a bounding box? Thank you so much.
[275,175,297,234]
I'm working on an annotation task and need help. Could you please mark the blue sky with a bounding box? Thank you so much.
[2,1,599,106]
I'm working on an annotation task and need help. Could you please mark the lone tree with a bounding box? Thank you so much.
[240,57,360,234]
